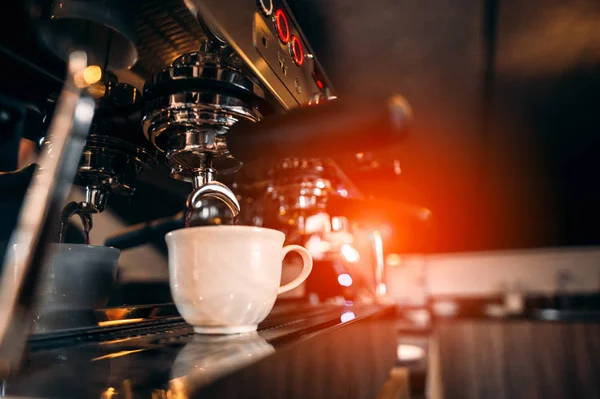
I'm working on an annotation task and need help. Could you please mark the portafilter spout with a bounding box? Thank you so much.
[185,168,240,227]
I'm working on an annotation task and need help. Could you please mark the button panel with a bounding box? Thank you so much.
[252,2,327,106]
[256,0,273,16]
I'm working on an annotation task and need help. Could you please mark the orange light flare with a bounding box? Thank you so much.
[365,111,558,252]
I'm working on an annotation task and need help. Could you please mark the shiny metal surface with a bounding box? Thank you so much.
[128,0,206,79]
[84,186,109,213]
[65,132,157,236]
[143,42,267,226]
[185,197,237,227]
[269,159,332,212]
[187,0,334,109]
[59,201,93,244]
[38,0,138,71]
[186,180,241,225]
[163,125,241,179]
[75,134,156,197]
[61,74,155,227]
[143,46,264,187]
[142,46,265,183]
[171,332,275,391]
[263,158,361,231]
[32,244,119,334]
[149,49,266,98]
[0,51,95,374]
[6,303,395,398]
[101,81,140,107]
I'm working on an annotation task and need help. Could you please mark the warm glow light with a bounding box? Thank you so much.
[340,311,356,323]
[75,65,103,88]
[92,349,147,361]
[337,273,353,287]
[305,235,331,259]
[340,244,360,263]
[98,318,144,327]
[104,307,136,320]
[83,65,102,85]
[101,387,116,399]
[98,337,136,346]
[331,216,347,232]
[397,344,425,362]
[304,212,331,234]
[88,81,107,98]
[386,253,402,267]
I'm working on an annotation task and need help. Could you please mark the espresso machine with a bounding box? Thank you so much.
[0,0,411,376]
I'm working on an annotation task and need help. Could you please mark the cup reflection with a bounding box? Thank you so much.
[169,332,275,395]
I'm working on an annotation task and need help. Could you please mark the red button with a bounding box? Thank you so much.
[290,35,304,66]
[274,9,290,44]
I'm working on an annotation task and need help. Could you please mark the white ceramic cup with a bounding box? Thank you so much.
[165,226,313,334]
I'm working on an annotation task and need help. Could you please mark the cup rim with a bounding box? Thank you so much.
[48,243,120,258]
[165,225,285,241]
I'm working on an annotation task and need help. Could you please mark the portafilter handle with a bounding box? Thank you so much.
[226,95,411,163]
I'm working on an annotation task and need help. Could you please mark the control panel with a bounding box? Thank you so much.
[188,0,335,110]
[253,0,326,106]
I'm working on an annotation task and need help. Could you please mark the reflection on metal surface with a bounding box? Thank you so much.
[30,303,181,336]
[340,311,356,323]
[98,337,136,346]
[38,0,138,70]
[97,318,145,327]
[372,230,387,297]
[169,332,275,396]
[337,274,353,287]
[92,349,147,361]
[396,344,425,362]
[142,46,265,182]
[75,65,103,88]
[104,308,137,321]
[100,387,116,399]
[7,303,394,398]
[386,253,402,267]
[186,180,241,226]
[340,243,360,263]
[59,201,93,244]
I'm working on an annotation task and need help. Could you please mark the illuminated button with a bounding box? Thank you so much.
[274,9,290,44]
[290,35,304,66]
[257,0,273,16]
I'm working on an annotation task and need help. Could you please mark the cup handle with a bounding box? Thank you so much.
[278,245,313,295]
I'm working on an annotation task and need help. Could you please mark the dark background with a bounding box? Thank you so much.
[286,0,600,253]
[1,0,599,254]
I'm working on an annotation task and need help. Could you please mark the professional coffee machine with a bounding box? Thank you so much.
[34,0,374,238]
[0,0,410,372]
